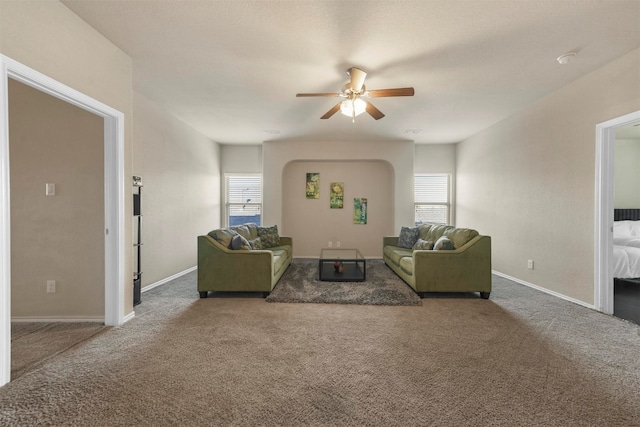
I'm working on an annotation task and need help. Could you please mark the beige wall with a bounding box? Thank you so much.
[263,140,415,253]
[9,80,104,319]
[132,92,221,288]
[456,48,640,305]
[1,1,134,315]
[282,160,394,258]
[221,145,262,174]
[614,138,640,208]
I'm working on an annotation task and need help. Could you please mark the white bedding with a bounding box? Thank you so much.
[613,220,640,278]
[613,244,640,278]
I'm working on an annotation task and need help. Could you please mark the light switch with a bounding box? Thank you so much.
[46,183,55,196]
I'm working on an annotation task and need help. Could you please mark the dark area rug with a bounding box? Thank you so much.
[266,258,421,305]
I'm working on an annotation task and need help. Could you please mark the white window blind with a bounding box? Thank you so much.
[225,174,262,226]
[414,174,450,225]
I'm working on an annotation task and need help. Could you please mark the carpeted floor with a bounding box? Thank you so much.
[1,265,640,426]
[266,258,422,305]
[10,322,108,380]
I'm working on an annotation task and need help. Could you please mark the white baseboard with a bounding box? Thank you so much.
[141,266,197,293]
[123,311,135,323]
[492,270,596,310]
[11,316,104,323]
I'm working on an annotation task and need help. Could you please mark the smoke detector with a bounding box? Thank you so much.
[557,52,577,65]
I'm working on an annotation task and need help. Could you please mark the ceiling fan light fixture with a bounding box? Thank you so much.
[340,98,366,118]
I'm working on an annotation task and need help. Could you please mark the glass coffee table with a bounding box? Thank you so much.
[318,248,366,281]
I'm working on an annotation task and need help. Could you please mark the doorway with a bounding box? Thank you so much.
[0,55,126,387]
[594,110,640,316]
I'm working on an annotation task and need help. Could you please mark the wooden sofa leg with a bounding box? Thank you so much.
[480,292,490,300]
[199,291,208,299]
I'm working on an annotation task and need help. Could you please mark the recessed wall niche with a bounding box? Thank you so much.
[282,160,394,258]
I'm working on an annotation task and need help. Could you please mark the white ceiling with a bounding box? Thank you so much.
[61,0,640,145]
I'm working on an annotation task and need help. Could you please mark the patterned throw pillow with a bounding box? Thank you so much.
[413,239,434,250]
[231,234,251,250]
[257,225,280,248]
[398,226,420,249]
[248,237,262,250]
[433,236,455,250]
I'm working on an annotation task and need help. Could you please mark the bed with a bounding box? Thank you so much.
[613,209,640,279]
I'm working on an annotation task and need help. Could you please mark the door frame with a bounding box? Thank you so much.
[0,55,126,387]
[594,110,640,314]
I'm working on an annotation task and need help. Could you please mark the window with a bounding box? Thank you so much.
[225,174,262,227]
[414,174,450,226]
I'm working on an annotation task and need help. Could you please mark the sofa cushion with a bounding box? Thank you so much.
[231,234,251,250]
[270,244,293,259]
[398,226,420,249]
[434,236,455,250]
[271,251,289,275]
[418,224,432,240]
[258,225,280,248]
[413,239,434,250]
[208,228,238,248]
[399,257,414,276]
[248,237,262,250]
[231,224,253,240]
[444,228,478,249]
[384,246,413,265]
[424,224,453,242]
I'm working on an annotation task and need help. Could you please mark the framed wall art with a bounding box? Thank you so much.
[330,182,344,209]
[306,172,320,199]
[354,198,367,224]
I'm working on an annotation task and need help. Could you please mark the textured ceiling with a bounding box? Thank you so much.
[61,0,640,145]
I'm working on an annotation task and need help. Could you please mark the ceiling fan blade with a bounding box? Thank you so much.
[320,103,342,119]
[365,101,385,120]
[347,67,367,92]
[367,87,415,97]
[296,93,340,97]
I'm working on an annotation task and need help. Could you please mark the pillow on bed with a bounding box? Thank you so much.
[613,221,640,238]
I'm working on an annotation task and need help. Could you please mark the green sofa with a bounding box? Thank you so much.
[383,224,491,299]
[197,223,292,297]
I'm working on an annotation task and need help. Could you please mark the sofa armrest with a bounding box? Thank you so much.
[198,235,275,292]
[279,236,293,246]
[383,236,399,247]
[412,235,492,293]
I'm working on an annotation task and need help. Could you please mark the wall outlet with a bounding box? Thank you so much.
[328,241,332,248]
[336,241,341,248]
[527,260,534,270]
[46,280,56,293]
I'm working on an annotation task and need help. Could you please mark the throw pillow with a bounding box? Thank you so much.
[248,237,262,250]
[258,225,280,248]
[413,239,434,250]
[209,228,238,248]
[231,234,251,250]
[230,224,252,240]
[433,236,455,251]
[398,226,420,249]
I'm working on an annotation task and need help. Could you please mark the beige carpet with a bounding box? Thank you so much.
[11,322,108,380]
[1,268,640,426]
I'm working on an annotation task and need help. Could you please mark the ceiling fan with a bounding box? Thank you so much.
[296,67,415,122]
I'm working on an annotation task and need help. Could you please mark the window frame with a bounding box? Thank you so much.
[414,173,451,226]
[224,173,263,227]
